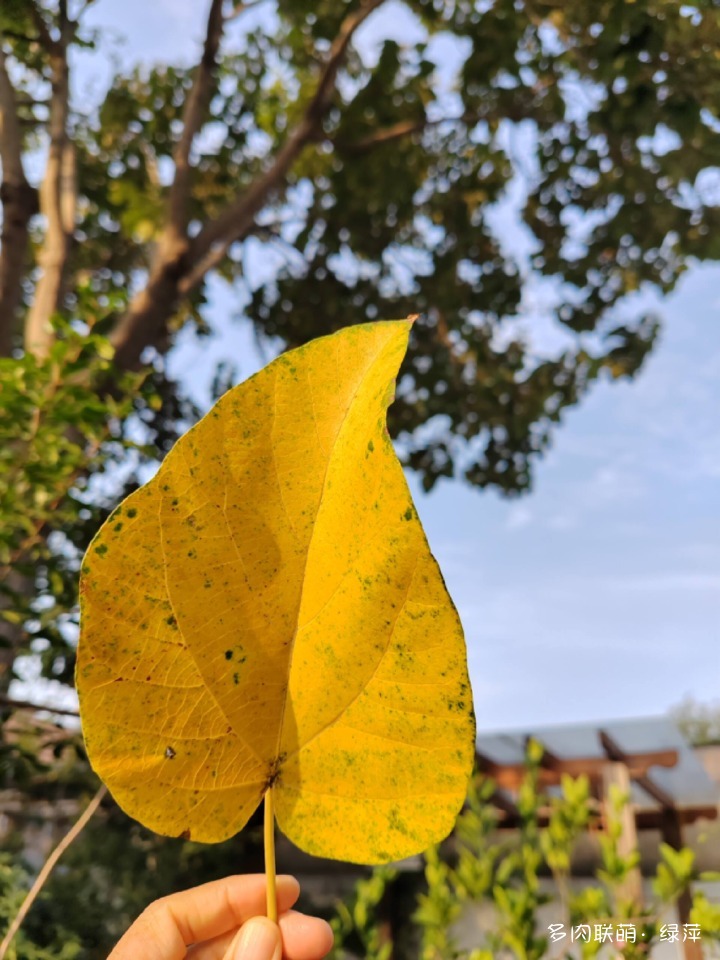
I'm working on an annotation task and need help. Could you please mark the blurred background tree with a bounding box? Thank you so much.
[672,698,720,748]
[2,0,720,955]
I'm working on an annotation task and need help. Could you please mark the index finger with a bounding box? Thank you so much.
[109,875,300,960]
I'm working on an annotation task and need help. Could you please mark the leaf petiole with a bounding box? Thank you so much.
[264,787,278,922]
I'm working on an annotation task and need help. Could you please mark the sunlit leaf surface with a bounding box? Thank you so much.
[77,321,475,863]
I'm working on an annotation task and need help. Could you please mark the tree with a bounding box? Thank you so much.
[672,697,720,747]
[5,1,720,484]
[3,0,720,693]
[1,0,720,951]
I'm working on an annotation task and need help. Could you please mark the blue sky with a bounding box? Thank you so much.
[17,0,718,732]
[169,264,720,732]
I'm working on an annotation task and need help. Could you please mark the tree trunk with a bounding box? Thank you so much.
[0,179,36,356]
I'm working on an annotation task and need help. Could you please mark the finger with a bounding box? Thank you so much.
[226,917,282,960]
[225,911,334,960]
[109,875,300,960]
[187,911,334,960]
[278,911,334,960]
[223,917,282,960]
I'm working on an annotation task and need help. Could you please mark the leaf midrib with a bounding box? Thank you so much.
[271,335,393,773]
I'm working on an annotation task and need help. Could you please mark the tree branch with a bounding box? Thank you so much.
[110,0,386,371]
[0,694,79,718]
[24,33,74,357]
[341,117,427,153]
[188,0,386,275]
[167,0,226,238]
[27,1,57,53]
[227,0,269,19]
[0,47,36,356]
[0,784,107,960]
[336,111,482,154]
[0,29,38,44]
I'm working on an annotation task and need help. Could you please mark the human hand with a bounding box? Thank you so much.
[108,874,334,960]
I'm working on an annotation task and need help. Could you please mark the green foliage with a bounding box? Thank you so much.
[596,785,641,889]
[330,867,398,960]
[0,793,264,960]
[672,696,720,747]
[329,746,718,960]
[0,856,83,960]
[0,313,133,567]
[6,0,720,492]
[0,308,194,788]
[415,844,464,960]
[653,844,696,902]
[541,774,592,875]
[691,893,720,943]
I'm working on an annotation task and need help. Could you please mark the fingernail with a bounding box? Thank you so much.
[232,917,281,960]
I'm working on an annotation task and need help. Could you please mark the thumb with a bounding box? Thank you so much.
[228,916,282,960]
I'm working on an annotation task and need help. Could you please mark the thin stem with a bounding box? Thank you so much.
[264,787,277,922]
[0,784,107,960]
[0,694,80,718]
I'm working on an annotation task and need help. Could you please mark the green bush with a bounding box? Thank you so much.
[330,743,720,960]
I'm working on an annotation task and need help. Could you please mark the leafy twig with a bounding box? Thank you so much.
[0,784,107,960]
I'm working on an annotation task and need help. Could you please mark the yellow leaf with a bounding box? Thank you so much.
[76,320,475,864]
